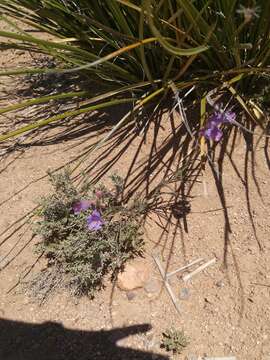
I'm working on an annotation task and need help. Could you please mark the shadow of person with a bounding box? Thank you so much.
[0,318,168,360]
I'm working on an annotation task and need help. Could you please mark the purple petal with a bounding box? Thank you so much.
[202,125,223,142]
[208,112,223,126]
[209,126,223,142]
[223,110,236,123]
[209,110,236,126]
[72,200,92,214]
[87,210,104,231]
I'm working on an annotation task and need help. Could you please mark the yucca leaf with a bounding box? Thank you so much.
[145,0,209,57]
[0,98,135,142]
[0,91,91,115]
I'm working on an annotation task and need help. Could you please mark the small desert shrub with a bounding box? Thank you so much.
[34,171,145,297]
[161,328,189,354]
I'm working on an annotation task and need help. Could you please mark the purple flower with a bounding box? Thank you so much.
[208,110,236,127]
[201,124,223,142]
[72,200,92,214]
[201,109,236,142]
[208,112,224,127]
[87,210,104,231]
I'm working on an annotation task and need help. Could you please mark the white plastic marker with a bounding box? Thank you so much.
[166,258,204,278]
[152,254,181,314]
[183,258,216,282]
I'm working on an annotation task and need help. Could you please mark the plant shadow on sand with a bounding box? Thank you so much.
[0,73,269,321]
[0,319,168,360]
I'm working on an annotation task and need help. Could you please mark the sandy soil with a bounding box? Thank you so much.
[0,25,270,360]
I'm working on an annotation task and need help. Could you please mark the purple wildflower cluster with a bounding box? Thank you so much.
[200,109,236,142]
[72,190,105,231]
[86,209,104,231]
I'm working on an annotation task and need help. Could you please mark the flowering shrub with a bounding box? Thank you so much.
[34,171,145,297]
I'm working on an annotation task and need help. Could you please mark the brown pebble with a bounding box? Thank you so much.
[126,291,136,301]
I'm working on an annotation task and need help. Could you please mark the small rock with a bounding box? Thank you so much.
[126,291,136,301]
[216,280,225,288]
[150,312,158,319]
[117,260,151,291]
[144,278,160,294]
[179,287,190,300]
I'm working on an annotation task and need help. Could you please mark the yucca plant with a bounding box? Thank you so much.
[0,1,269,168]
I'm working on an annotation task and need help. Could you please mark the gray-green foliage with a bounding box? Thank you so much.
[34,171,144,297]
[161,328,189,354]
